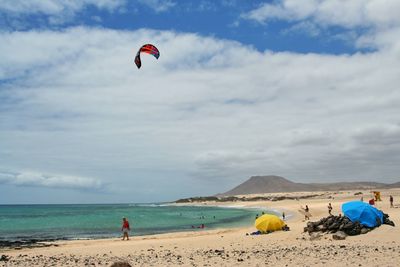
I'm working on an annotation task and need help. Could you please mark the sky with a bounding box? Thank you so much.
[1,0,400,204]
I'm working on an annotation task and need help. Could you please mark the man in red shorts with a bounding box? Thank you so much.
[121,217,131,240]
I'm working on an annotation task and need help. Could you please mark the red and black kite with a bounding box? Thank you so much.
[134,44,160,69]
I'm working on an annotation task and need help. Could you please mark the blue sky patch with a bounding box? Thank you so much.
[0,0,369,54]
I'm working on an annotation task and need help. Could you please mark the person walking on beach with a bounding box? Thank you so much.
[390,195,394,208]
[121,217,130,240]
[328,203,333,215]
[282,212,286,221]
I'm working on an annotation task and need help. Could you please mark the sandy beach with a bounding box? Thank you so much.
[1,189,400,267]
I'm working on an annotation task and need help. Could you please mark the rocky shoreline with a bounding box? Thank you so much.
[0,239,63,250]
[175,193,324,203]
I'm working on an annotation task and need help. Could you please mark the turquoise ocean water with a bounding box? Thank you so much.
[0,204,265,242]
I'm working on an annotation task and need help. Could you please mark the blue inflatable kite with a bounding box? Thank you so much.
[342,201,383,228]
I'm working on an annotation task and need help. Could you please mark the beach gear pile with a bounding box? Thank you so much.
[304,201,395,239]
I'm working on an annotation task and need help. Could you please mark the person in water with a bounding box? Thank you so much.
[121,217,130,240]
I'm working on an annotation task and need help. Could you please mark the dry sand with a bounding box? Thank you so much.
[1,189,400,266]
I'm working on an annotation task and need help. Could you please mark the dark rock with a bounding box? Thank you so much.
[110,262,132,267]
[309,232,322,241]
[214,249,224,255]
[0,255,10,262]
[332,231,347,240]
[383,213,395,226]
[360,228,370,234]
[344,222,362,236]
[326,217,334,225]
[343,222,355,230]
[385,220,395,227]
[328,222,340,230]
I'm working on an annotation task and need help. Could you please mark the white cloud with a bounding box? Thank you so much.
[282,21,321,37]
[242,0,400,50]
[0,169,105,191]
[0,0,125,15]
[137,0,176,13]
[242,0,317,24]
[0,26,399,202]
[243,0,400,28]
[0,0,126,26]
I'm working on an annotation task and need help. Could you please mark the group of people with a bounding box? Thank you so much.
[365,193,395,208]
[120,216,209,241]
[121,194,396,240]
[302,193,395,221]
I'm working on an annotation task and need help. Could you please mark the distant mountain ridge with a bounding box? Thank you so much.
[220,175,400,196]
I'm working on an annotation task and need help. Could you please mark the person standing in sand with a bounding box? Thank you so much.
[328,203,333,215]
[304,205,310,220]
[390,195,394,208]
[121,217,130,240]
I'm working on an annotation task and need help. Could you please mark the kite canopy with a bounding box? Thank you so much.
[134,44,160,69]
[255,214,285,233]
[342,201,384,228]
